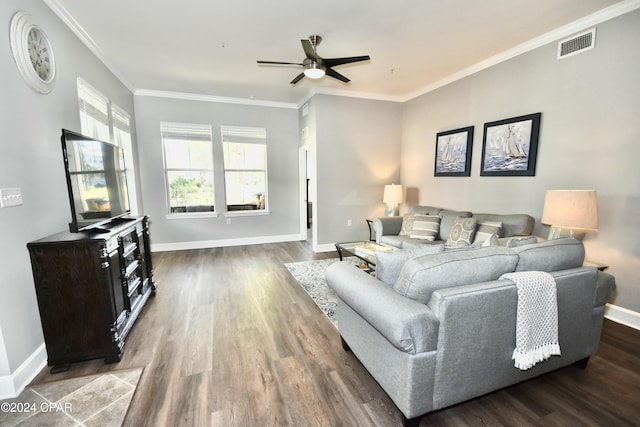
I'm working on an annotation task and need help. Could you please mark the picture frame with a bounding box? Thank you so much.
[434,126,474,177]
[480,113,542,176]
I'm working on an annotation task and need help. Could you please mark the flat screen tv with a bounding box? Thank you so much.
[61,129,131,233]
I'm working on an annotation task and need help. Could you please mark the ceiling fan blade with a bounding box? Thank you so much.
[326,68,350,83]
[301,39,319,61]
[324,55,370,68]
[290,72,305,85]
[257,60,303,65]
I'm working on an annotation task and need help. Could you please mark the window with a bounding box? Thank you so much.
[222,126,268,213]
[77,78,138,214]
[111,104,138,214]
[161,123,215,214]
[77,78,110,143]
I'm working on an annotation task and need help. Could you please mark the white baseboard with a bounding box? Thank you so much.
[0,344,47,399]
[605,303,640,330]
[151,233,303,252]
[314,243,339,253]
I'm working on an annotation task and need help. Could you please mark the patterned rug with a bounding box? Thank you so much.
[285,258,352,328]
[0,367,143,427]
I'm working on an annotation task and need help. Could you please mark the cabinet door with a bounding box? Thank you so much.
[108,248,127,318]
[29,242,120,363]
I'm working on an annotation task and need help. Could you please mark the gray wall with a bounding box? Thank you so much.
[134,95,300,248]
[313,95,402,248]
[0,0,137,394]
[400,10,640,314]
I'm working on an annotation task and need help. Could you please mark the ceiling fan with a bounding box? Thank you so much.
[257,35,370,85]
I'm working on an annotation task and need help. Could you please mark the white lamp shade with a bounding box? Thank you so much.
[383,184,403,205]
[541,190,598,230]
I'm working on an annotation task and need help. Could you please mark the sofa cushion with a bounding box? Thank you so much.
[506,236,538,248]
[474,220,503,243]
[512,238,585,272]
[408,205,442,215]
[473,213,534,238]
[438,210,473,241]
[408,214,441,241]
[446,217,477,247]
[380,234,414,248]
[393,247,519,304]
[376,243,445,285]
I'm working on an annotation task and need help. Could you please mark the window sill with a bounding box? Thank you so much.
[224,210,271,217]
[165,212,218,220]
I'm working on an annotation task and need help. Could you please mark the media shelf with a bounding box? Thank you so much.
[27,216,156,373]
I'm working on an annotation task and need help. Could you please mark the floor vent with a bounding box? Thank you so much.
[558,28,596,59]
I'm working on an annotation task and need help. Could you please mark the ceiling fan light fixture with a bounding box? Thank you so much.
[303,61,325,79]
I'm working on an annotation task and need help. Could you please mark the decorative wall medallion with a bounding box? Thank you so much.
[10,11,56,94]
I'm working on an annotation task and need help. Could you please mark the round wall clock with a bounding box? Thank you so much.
[10,11,56,94]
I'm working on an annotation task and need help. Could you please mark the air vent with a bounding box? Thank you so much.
[558,28,596,59]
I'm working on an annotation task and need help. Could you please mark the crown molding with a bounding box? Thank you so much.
[134,89,298,109]
[402,0,640,102]
[45,0,640,107]
[310,87,404,103]
[43,0,135,93]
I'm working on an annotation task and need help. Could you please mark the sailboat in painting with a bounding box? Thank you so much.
[481,113,541,176]
[502,124,526,158]
[441,139,453,163]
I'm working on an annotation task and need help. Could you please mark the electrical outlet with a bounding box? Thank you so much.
[226,218,232,225]
[0,188,23,208]
[347,219,352,227]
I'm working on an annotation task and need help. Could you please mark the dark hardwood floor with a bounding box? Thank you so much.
[30,240,640,426]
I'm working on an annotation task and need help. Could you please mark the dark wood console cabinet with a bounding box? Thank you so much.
[27,216,156,373]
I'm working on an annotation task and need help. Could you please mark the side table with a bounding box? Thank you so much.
[583,260,608,271]
[366,219,375,241]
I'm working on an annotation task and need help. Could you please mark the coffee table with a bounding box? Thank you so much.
[335,241,394,273]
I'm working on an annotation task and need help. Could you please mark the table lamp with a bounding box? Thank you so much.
[383,184,403,216]
[541,190,598,240]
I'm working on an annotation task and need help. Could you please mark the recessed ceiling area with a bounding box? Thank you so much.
[46,0,625,104]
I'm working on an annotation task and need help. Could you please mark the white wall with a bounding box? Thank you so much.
[400,10,640,318]
[134,95,301,250]
[0,0,136,397]
[313,95,403,248]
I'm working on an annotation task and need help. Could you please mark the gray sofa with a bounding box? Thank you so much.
[325,238,615,425]
[373,205,535,248]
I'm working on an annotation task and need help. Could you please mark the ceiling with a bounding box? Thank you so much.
[46,0,625,105]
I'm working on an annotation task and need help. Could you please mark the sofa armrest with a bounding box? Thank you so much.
[594,271,616,307]
[325,261,439,354]
[373,216,403,241]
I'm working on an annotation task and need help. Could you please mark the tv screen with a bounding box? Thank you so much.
[61,129,130,232]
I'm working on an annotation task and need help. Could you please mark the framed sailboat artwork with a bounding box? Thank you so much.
[480,113,542,176]
[434,126,474,177]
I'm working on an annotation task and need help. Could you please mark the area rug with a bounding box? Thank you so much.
[285,257,353,328]
[0,367,143,427]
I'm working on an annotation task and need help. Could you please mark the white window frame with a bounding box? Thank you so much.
[77,77,110,143]
[160,122,216,218]
[77,77,138,214]
[110,104,138,215]
[221,126,270,217]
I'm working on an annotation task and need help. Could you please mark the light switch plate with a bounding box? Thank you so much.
[0,188,23,207]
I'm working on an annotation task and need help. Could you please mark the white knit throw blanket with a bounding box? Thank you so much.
[500,271,561,370]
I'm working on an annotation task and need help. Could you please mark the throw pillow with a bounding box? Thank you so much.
[375,243,445,286]
[408,214,441,241]
[399,214,413,236]
[474,220,503,244]
[446,217,477,247]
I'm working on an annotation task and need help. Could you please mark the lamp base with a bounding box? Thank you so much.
[547,226,585,240]
[385,204,399,217]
